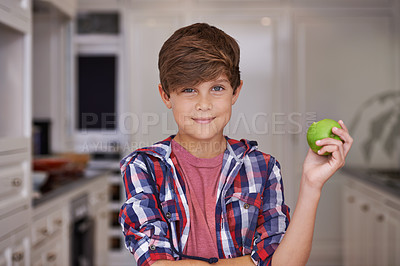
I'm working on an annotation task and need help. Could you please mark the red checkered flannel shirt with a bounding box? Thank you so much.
[119,136,290,266]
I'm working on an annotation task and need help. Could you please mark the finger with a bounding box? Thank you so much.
[318,144,345,167]
[316,137,344,147]
[317,139,345,158]
[332,127,348,141]
[338,120,349,133]
[317,142,343,155]
[332,126,353,156]
[332,126,353,144]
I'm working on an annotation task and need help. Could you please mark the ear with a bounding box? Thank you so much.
[158,84,172,109]
[232,80,243,105]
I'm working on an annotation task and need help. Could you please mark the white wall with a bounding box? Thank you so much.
[292,10,400,265]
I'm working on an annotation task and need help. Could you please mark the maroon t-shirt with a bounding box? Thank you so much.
[171,140,223,259]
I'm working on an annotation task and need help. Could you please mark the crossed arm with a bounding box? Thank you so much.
[154,121,353,266]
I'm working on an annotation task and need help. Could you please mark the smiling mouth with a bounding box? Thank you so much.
[192,117,215,124]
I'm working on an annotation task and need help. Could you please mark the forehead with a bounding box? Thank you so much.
[179,74,231,89]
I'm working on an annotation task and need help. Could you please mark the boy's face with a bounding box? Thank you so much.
[159,74,242,144]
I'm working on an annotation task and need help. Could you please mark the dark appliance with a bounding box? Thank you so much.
[33,119,51,155]
[70,194,94,266]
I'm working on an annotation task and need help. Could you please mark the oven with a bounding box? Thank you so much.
[70,194,94,266]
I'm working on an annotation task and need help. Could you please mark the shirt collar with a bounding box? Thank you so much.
[133,135,258,163]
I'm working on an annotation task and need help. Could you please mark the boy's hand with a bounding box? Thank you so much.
[302,120,353,191]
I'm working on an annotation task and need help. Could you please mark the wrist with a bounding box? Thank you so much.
[301,173,325,193]
[300,176,322,199]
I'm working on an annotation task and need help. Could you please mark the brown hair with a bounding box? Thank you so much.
[158,23,241,96]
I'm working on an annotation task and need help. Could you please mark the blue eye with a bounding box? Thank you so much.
[182,88,195,93]
[212,86,224,92]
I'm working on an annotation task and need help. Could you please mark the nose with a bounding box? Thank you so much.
[195,94,212,111]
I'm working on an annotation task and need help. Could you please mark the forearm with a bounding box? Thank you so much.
[152,255,254,266]
[152,259,208,266]
[271,176,321,266]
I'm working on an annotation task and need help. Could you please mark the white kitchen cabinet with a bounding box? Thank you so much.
[35,0,76,18]
[343,177,400,266]
[0,3,32,264]
[31,203,68,266]
[0,227,30,266]
[31,235,63,266]
[0,0,31,33]
[89,179,109,266]
[31,173,109,266]
[94,205,109,266]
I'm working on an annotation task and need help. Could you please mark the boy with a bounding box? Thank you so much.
[119,23,353,266]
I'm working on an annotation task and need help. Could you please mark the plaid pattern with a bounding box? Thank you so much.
[119,136,290,266]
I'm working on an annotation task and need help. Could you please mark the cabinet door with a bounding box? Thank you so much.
[386,200,400,266]
[344,186,378,266]
[0,250,6,266]
[94,206,108,266]
[0,163,27,206]
[344,181,400,266]
[33,237,62,266]
[9,242,27,266]
[343,186,357,266]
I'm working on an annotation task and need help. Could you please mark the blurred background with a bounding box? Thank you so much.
[0,0,399,265]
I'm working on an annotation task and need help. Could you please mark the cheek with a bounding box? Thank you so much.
[217,101,233,122]
[171,104,193,124]
[217,99,233,113]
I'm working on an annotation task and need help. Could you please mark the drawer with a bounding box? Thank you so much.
[0,137,29,167]
[0,227,29,266]
[0,161,29,207]
[48,209,64,235]
[31,215,49,247]
[90,186,109,207]
[32,235,63,266]
[32,206,66,247]
[0,202,29,240]
[42,241,60,266]
[8,240,27,266]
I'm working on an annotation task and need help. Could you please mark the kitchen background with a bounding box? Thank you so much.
[0,0,399,265]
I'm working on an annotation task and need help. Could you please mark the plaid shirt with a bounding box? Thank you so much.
[119,136,290,266]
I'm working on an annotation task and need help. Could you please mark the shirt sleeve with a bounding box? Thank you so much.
[119,153,176,266]
[250,158,291,266]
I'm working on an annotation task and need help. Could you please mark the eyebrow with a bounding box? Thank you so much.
[212,79,230,84]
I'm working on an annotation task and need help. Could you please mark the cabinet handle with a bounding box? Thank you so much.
[40,228,48,236]
[47,252,57,262]
[54,219,62,226]
[12,178,22,187]
[361,204,370,212]
[376,214,385,222]
[347,196,355,203]
[12,252,24,262]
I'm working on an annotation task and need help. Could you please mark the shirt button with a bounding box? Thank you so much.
[166,212,172,219]
[149,244,156,251]
[244,203,250,209]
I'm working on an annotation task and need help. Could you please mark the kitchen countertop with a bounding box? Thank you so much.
[32,168,112,207]
[342,166,400,198]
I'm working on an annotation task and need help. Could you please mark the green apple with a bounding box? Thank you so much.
[307,119,342,155]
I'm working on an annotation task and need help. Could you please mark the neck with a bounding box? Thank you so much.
[173,134,226,158]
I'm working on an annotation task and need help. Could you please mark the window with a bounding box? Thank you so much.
[77,55,117,130]
[77,12,120,34]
